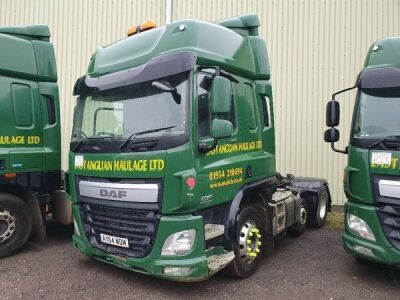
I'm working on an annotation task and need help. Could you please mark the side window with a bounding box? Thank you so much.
[244,83,257,130]
[261,96,271,127]
[11,83,34,127]
[197,73,212,139]
[45,96,56,125]
[197,72,237,139]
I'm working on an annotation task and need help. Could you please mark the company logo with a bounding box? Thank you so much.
[99,189,127,199]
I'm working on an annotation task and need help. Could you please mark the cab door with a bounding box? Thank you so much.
[6,78,43,172]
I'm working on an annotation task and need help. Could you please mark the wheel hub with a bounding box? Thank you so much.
[0,209,16,243]
[238,221,262,262]
[300,206,307,224]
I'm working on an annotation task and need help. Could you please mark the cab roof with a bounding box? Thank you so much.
[87,14,270,80]
[364,37,400,69]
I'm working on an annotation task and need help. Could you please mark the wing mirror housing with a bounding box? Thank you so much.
[211,119,233,139]
[324,127,340,143]
[326,100,340,127]
[210,76,231,114]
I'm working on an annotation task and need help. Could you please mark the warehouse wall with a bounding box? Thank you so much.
[1,0,399,204]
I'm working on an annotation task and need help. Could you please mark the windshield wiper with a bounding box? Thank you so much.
[71,130,89,152]
[367,135,400,149]
[119,126,176,150]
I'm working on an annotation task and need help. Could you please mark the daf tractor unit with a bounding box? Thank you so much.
[0,25,71,258]
[68,14,331,281]
[325,37,400,265]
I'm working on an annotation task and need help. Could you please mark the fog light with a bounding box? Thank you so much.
[353,245,375,258]
[73,218,80,237]
[163,266,192,276]
[161,229,196,256]
[347,214,376,242]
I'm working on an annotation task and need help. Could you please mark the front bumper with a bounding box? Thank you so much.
[72,204,214,281]
[343,201,400,266]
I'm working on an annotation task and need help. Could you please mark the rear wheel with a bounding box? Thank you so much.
[224,206,264,278]
[0,193,32,258]
[308,187,328,228]
[287,198,307,236]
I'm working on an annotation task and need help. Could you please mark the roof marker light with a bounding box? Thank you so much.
[127,20,157,37]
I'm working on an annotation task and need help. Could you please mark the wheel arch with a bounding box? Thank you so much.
[0,184,46,241]
[223,176,277,250]
[288,177,332,213]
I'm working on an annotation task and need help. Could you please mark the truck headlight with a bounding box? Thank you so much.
[347,214,375,242]
[161,229,196,256]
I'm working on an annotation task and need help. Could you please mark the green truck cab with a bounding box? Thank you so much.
[0,25,71,258]
[68,14,331,281]
[325,37,400,265]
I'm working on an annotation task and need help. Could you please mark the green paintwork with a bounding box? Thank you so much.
[340,37,400,264]
[86,16,269,80]
[68,14,276,281]
[0,25,60,175]
[343,202,400,265]
[364,37,400,69]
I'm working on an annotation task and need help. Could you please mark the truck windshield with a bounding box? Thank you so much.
[71,72,189,151]
[353,89,400,139]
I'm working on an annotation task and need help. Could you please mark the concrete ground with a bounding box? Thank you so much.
[0,213,399,300]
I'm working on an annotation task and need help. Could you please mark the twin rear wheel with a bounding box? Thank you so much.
[0,193,32,258]
[308,187,328,228]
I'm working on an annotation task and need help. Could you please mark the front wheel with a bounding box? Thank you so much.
[0,193,32,258]
[224,206,264,278]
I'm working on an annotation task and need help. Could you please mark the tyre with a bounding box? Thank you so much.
[0,193,32,258]
[224,206,264,278]
[287,198,307,236]
[308,187,328,228]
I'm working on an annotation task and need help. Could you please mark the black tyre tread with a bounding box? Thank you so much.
[224,206,264,278]
[309,187,328,228]
[0,193,32,258]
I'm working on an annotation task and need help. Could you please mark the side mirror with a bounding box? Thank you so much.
[211,119,233,139]
[324,128,339,143]
[210,76,231,114]
[326,100,340,127]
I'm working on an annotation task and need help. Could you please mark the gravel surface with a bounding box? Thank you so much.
[1,218,399,300]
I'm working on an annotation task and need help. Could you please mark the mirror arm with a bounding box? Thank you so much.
[198,139,218,154]
[331,143,348,154]
[332,86,357,100]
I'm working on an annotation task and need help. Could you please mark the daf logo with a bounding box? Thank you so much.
[99,189,127,199]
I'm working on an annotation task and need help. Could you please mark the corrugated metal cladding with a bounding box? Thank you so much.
[1,0,399,204]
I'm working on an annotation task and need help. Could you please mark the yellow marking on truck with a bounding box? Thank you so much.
[371,157,399,169]
[0,135,40,145]
[75,159,165,172]
[207,140,262,156]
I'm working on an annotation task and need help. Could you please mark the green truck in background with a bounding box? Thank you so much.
[325,37,400,265]
[68,14,331,281]
[0,25,71,258]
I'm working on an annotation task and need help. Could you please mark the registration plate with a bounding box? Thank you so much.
[100,233,129,248]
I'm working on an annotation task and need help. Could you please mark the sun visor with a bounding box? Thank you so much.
[74,51,197,95]
[358,67,400,90]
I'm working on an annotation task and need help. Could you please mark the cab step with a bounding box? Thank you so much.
[204,224,225,240]
[207,251,235,274]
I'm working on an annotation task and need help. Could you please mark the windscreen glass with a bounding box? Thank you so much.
[72,72,188,142]
[353,89,400,138]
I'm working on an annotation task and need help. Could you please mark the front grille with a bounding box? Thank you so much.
[377,204,400,251]
[80,201,160,257]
